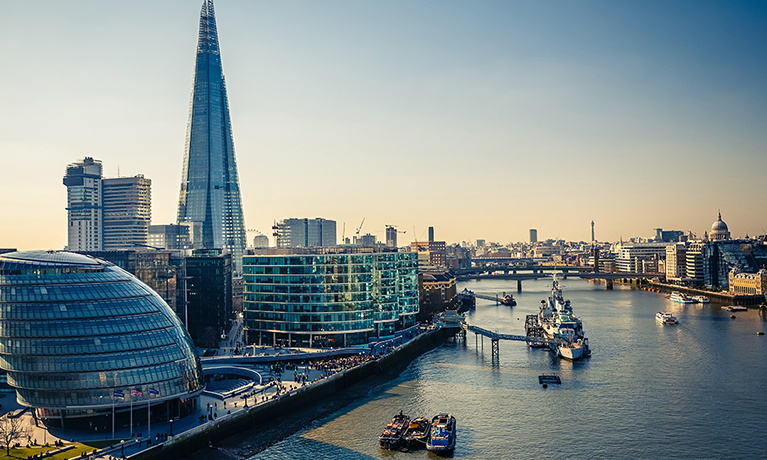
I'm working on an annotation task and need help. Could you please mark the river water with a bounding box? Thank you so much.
[250,278,767,459]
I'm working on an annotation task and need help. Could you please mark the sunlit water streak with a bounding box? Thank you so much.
[250,278,767,459]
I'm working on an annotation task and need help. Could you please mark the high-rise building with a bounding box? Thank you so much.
[275,218,336,248]
[64,158,150,251]
[428,227,435,242]
[63,157,103,251]
[530,229,538,243]
[385,225,398,248]
[177,0,246,276]
[102,176,151,250]
[252,234,269,248]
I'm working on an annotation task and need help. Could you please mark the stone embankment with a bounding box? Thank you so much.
[646,280,764,306]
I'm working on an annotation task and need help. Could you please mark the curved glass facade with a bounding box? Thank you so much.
[0,251,204,417]
[243,250,418,347]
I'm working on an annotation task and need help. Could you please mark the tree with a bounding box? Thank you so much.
[0,413,30,455]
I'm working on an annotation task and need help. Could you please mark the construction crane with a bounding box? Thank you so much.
[341,222,346,242]
[355,218,366,237]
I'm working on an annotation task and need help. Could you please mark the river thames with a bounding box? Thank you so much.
[250,278,767,459]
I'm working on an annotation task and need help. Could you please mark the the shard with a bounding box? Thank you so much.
[178,0,246,275]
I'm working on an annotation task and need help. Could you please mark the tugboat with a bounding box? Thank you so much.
[379,412,410,450]
[426,413,456,454]
[404,416,431,449]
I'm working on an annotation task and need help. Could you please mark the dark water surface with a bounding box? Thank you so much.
[250,278,767,459]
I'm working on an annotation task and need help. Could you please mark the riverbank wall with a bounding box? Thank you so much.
[128,327,451,460]
[646,280,764,306]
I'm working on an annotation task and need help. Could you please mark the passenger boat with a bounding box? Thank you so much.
[656,312,678,325]
[723,305,747,312]
[693,295,710,304]
[403,416,431,448]
[500,293,516,307]
[379,412,410,450]
[669,292,695,304]
[426,413,456,454]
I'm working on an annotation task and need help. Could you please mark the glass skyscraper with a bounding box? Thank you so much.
[178,0,246,275]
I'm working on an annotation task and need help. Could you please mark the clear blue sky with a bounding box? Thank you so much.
[1,0,766,249]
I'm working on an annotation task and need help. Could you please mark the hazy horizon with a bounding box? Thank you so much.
[2,1,766,250]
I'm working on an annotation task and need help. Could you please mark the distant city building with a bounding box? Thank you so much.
[411,240,447,267]
[0,251,203,430]
[185,249,233,347]
[419,269,457,319]
[615,242,669,273]
[385,225,398,248]
[729,269,767,295]
[685,241,705,283]
[359,233,377,247]
[101,176,151,250]
[710,211,731,241]
[148,223,193,250]
[666,242,688,280]
[428,227,435,242]
[702,239,767,289]
[252,234,269,248]
[177,1,246,276]
[476,239,485,248]
[242,248,418,347]
[654,228,685,243]
[63,157,103,251]
[275,218,337,248]
[530,229,538,243]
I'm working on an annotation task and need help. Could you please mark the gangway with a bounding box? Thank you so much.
[460,322,562,359]
[472,292,516,306]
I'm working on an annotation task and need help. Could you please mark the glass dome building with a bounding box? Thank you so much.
[0,251,204,429]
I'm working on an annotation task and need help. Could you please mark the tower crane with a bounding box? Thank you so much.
[355,218,366,237]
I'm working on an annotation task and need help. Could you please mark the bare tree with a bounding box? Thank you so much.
[0,413,30,455]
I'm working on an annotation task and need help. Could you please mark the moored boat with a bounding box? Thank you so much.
[669,292,695,304]
[379,412,410,450]
[656,312,678,325]
[539,278,590,360]
[426,413,456,454]
[500,292,516,306]
[404,416,431,449]
[693,295,710,304]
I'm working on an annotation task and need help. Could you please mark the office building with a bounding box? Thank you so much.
[654,228,685,243]
[64,158,151,251]
[0,251,204,429]
[242,248,418,347]
[252,234,269,248]
[614,242,669,273]
[275,218,336,248]
[63,157,103,251]
[148,224,193,250]
[385,225,398,248]
[666,243,688,280]
[102,176,151,250]
[428,227,434,242]
[729,269,767,295]
[411,241,447,267]
[177,0,247,276]
[185,249,233,347]
[530,229,538,243]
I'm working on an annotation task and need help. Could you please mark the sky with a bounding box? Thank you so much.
[2,0,766,250]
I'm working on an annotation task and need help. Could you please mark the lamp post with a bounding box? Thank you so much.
[120,439,125,458]
[169,419,173,437]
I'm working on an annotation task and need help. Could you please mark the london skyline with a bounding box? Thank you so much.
[2,1,766,250]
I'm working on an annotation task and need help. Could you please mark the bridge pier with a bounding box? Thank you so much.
[517,280,522,292]
[605,279,613,290]
[491,338,499,360]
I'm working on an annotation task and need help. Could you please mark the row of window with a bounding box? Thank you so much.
[0,269,123,284]
[9,360,187,391]
[0,344,185,373]
[16,377,199,408]
[0,329,177,355]
[1,280,151,302]
[246,320,374,333]
[0,313,172,339]
[0,298,162,320]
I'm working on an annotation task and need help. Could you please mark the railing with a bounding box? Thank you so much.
[462,323,562,345]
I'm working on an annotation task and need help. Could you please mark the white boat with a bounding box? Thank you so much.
[656,312,678,325]
[669,292,695,304]
[723,305,747,312]
[693,296,710,304]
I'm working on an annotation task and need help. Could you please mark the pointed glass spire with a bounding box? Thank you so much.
[178,0,246,275]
